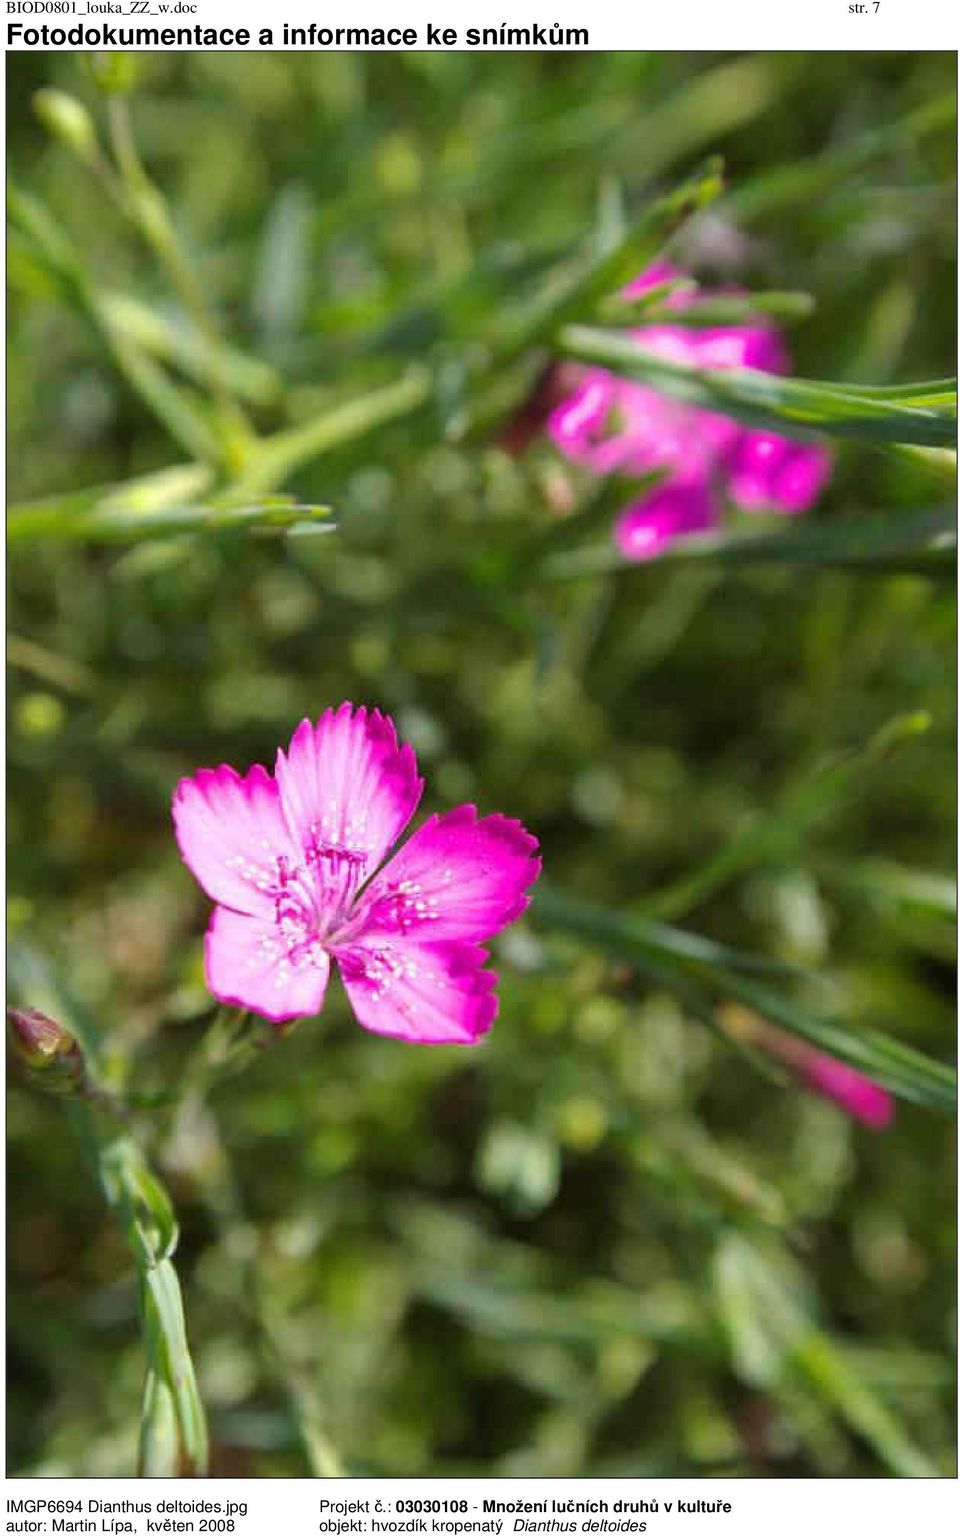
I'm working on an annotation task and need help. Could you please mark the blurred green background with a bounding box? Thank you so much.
[6,51,957,1477]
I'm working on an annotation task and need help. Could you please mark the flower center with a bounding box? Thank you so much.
[265,835,371,964]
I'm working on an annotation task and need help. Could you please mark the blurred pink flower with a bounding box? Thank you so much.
[547,260,831,560]
[720,1003,895,1131]
[615,479,716,561]
[173,704,540,1041]
[801,1053,895,1130]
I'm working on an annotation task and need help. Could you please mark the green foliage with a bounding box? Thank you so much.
[6,50,956,1479]
[556,327,956,447]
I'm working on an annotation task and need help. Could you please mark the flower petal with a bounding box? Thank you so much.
[336,939,498,1045]
[546,373,621,464]
[275,704,422,887]
[691,324,788,374]
[725,429,793,510]
[173,763,297,919]
[727,432,831,514]
[623,259,688,301]
[615,479,718,561]
[801,1054,894,1130]
[204,905,329,1024]
[350,805,541,945]
[770,442,832,513]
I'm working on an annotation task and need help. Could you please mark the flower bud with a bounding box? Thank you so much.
[717,1002,895,1130]
[33,90,99,167]
[800,1054,894,1131]
[89,52,141,96]
[7,1006,88,1098]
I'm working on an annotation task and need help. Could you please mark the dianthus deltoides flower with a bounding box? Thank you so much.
[547,261,831,560]
[173,705,541,1042]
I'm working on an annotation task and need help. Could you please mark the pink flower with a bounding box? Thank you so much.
[546,260,831,558]
[615,479,716,561]
[727,430,831,515]
[173,705,541,1042]
[719,1004,896,1131]
[801,1054,895,1131]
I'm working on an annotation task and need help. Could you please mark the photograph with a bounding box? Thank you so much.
[6,49,957,1479]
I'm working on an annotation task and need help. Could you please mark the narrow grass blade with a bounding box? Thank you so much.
[556,326,957,447]
[602,291,817,329]
[10,495,331,547]
[101,290,282,407]
[642,711,933,921]
[93,1127,208,1476]
[9,184,225,465]
[728,93,956,225]
[488,158,724,367]
[237,369,431,494]
[714,1235,937,1477]
[818,857,956,924]
[535,887,956,1112]
[795,1330,939,1478]
[542,506,956,582]
[536,884,807,978]
[7,464,216,544]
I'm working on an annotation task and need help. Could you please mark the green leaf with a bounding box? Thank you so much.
[99,1139,179,1267]
[714,1235,937,1477]
[488,157,724,367]
[542,506,956,582]
[606,56,778,185]
[93,318,223,464]
[101,290,282,407]
[236,368,431,495]
[795,1330,938,1478]
[819,857,956,921]
[140,1260,209,1476]
[92,1123,208,1476]
[535,885,956,1113]
[7,464,216,544]
[417,1270,711,1353]
[642,711,934,921]
[9,184,226,465]
[555,325,957,447]
[536,883,809,978]
[601,290,817,329]
[727,93,956,225]
[9,491,332,547]
[139,1369,181,1479]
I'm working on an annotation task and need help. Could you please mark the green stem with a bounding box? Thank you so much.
[233,368,432,497]
[164,1005,344,1474]
[106,97,253,462]
[75,1103,209,1476]
[168,1070,344,1476]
